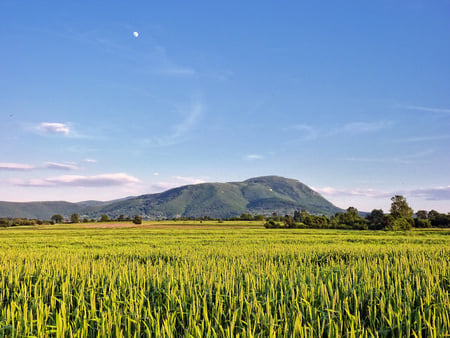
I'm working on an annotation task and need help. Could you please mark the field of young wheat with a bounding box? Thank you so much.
[0,225,448,337]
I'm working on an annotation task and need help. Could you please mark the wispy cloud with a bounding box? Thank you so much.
[290,124,318,140]
[287,120,392,143]
[409,186,450,200]
[156,66,196,76]
[0,163,35,171]
[395,134,450,142]
[12,173,140,188]
[171,101,204,140]
[339,150,434,165]
[314,185,450,201]
[336,121,393,134]
[1,161,79,171]
[141,99,204,147]
[339,156,412,164]
[150,176,206,191]
[83,158,98,163]
[400,105,450,114]
[244,154,265,161]
[152,46,196,77]
[36,122,71,135]
[43,162,78,171]
[313,186,390,198]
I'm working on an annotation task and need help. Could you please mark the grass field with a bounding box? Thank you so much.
[0,223,448,337]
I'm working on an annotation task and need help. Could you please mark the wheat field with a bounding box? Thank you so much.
[0,225,448,337]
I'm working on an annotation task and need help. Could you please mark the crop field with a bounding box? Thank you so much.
[0,224,448,337]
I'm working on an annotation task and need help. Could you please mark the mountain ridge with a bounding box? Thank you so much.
[0,176,343,219]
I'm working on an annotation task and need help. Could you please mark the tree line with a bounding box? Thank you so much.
[1,195,448,229]
[264,195,450,230]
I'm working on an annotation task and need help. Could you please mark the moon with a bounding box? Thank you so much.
[133,31,139,38]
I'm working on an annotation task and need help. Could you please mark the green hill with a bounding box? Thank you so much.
[87,176,342,219]
[0,176,343,220]
[0,201,83,220]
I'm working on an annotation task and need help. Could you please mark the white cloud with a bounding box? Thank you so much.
[153,46,196,77]
[339,156,411,164]
[158,66,196,76]
[83,158,98,163]
[244,154,265,161]
[314,185,450,201]
[287,120,391,144]
[338,121,393,134]
[1,161,81,171]
[339,150,434,165]
[395,134,450,142]
[13,173,140,187]
[400,105,450,114]
[37,122,70,135]
[43,162,78,171]
[291,124,318,140]
[142,100,204,147]
[172,101,203,139]
[150,176,206,191]
[313,186,390,198]
[172,176,206,185]
[0,162,35,171]
[409,186,450,200]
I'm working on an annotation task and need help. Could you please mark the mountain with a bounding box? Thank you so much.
[0,176,343,219]
[0,201,84,220]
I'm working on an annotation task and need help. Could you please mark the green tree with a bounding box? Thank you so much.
[240,213,253,221]
[416,210,428,219]
[133,215,143,224]
[390,195,413,219]
[100,214,110,222]
[254,215,265,221]
[293,209,309,223]
[346,207,359,220]
[386,217,412,231]
[70,213,79,223]
[366,209,385,230]
[51,214,63,224]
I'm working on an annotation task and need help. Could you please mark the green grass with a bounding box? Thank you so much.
[0,225,448,337]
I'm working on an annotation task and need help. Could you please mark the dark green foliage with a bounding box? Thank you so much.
[0,218,37,227]
[427,210,450,228]
[51,214,63,224]
[100,215,109,222]
[414,218,432,228]
[264,219,282,228]
[330,207,367,229]
[366,209,386,230]
[390,195,414,219]
[253,215,265,221]
[386,217,412,231]
[70,213,79,223]
[133,215,143,224]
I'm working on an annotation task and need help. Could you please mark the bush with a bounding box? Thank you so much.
[264,220,281,228]
[414,218,432,228]
[386,217,412,231]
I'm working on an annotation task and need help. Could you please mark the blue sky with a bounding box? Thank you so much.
[1,1,449,212]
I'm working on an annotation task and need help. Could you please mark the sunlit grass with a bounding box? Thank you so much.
[0,226,448,336]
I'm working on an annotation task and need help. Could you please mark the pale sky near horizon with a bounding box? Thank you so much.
[1,1,449,213]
